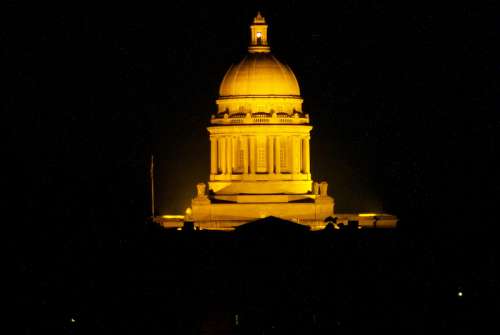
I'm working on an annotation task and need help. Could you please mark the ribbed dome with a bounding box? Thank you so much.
[219,53,300,97]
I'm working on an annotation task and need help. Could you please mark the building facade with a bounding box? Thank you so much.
[156,13,397,230]
[189,13,335,229]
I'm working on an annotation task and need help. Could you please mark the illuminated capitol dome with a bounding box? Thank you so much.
[185,12,333,230]
[159,13,397,230]
[218,53,301,98]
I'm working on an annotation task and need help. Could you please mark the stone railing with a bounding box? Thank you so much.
[211,112,309,125]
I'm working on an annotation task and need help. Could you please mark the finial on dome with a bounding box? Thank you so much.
[249,12,270,53]
[254,11,265,23]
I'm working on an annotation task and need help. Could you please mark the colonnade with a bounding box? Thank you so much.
[210,135,310,176]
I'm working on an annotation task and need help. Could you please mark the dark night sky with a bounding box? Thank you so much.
[4,1,500,233]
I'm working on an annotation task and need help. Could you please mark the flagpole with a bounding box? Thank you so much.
[150,154,155,219]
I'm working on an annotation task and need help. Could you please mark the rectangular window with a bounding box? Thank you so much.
[238,150,244,173]
[232,138,245,174]
[257,148,266,172]
[280,137,290,173]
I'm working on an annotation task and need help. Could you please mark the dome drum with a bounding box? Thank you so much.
[210,110,309,125]
[216,96,303,116]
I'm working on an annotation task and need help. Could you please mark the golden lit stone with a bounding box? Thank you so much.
[218,54,301,97]
[154,13,398,230]
[161,215,185,219]
[248,11,270,53]
[187,13,334,228]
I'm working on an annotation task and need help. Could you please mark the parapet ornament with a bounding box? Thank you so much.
[319,181,328,196]
[196,182,207,198]
[313,182,319,195]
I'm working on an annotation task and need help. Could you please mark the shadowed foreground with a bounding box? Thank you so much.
[12,217,499,334]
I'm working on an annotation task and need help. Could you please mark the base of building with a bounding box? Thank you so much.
[153,184,397,230]
[208,180,312,194]
[191,194,334,228]
[155,211,398,231]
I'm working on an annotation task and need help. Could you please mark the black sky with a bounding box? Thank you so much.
[4,1,500,234]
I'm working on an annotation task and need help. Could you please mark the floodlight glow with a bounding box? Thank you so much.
[161,215,185,219]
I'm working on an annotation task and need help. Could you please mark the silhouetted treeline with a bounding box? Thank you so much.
[11,217,499,334]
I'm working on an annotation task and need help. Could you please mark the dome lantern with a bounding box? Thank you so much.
[215,12,303,119]
[249,12,270,53]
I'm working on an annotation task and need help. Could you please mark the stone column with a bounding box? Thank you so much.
[220,136,226,174]
[227,136,232,176]
[242,136,248,174]
[302,136,310,174]
[292,136,300,175]
[210,136,217,175]
[275,136,281,174]
[267,136,274,174]
[249,136,256,174]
